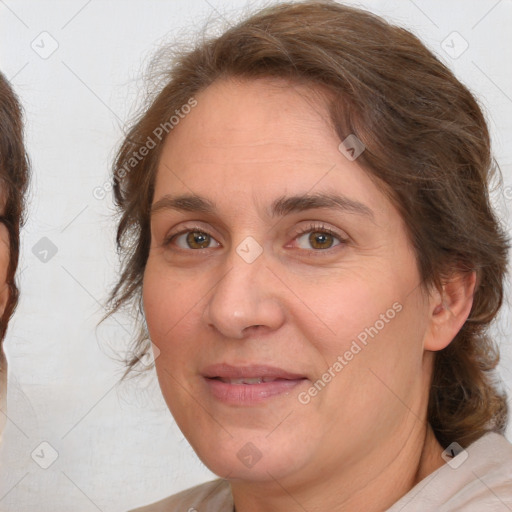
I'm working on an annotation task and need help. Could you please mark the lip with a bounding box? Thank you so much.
[202,363,307,380]
[201,363,308,405]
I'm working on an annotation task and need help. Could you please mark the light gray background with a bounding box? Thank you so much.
[1,1,511,511]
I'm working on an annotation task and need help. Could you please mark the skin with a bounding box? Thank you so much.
[143,77,476,511]
[0,224,8,316]
[0,194,10,442]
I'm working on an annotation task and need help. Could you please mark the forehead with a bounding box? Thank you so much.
[154,77,390,218]
[166,77,332,154]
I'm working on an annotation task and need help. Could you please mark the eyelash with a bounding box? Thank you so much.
[292,223,347,252]
[163,222,347,254]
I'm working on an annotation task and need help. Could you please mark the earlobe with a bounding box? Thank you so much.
[424,271,477,352]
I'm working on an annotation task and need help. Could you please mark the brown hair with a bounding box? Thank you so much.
[0,72,29,342]
[108,0,509,449]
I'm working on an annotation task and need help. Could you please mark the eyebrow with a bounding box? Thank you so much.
[150,192,374,220]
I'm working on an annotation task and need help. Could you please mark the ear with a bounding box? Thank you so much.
[423,270,477,352]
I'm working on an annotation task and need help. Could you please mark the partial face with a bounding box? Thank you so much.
[0,188,9,317]
[143,78,434,484]
[0,189,10,440]
[0,229,7,306]
[0,224,8,317]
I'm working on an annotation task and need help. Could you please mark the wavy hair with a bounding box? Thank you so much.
[0,73,30,342]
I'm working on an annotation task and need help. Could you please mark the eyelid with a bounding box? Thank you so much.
[291,221,345,239]
[163,222,222,248]
[162,220,348,254]
[287,221,348,250]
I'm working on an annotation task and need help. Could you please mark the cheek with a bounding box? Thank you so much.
[0,226,10,315]
[298,264,426,381]
[142,264,206,374]
[302,291,427,439]
[296,271,399,348]
[143,265,192,339]
[143,304,210,439]
[0,224,9,284]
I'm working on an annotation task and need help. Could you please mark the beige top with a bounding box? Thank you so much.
[129,432,512,512]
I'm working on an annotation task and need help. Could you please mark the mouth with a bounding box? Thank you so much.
[201,364,308,405]
[202,363,307,380]
[211,376,296,384]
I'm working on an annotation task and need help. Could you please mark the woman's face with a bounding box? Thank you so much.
[143,78,437,484]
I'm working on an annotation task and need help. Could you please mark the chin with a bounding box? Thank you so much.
[190,433,309,483]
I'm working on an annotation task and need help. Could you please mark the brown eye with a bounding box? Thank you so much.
[294,227,343,251]
[308,231,335,250]
[185,231,212,249]
[166,229,220,250]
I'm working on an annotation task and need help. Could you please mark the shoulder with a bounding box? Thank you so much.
[388,432,512,511]
[128,479,232,512]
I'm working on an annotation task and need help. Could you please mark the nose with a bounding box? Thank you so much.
[202,246,286,339]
